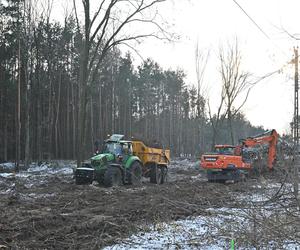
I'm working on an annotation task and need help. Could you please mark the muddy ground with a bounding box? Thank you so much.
[0,160,299,249]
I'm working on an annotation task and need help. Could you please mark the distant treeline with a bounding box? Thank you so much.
[0,1,265,162]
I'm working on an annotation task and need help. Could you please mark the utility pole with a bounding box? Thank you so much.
[293,47,299,198]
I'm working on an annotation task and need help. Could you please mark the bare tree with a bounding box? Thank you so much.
[219,39,252,144]
[73,0,171,167]
[207,91,226,149]
[195,42,209,152]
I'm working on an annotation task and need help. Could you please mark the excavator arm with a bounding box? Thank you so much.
[241,129,278,170]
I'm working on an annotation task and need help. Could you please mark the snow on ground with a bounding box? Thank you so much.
[105,205,299,250]
[104,215,228,250]
[25,161,75,175]
[0,161,76,196]
[0,161,75,177]
[105,180,300,250]
[0,162,15,172]
[169,158,200,170]
[104,207,252,250]
[167,158,204,182]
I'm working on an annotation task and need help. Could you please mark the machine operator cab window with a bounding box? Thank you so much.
[104,142,133,155]
[215,146,235,155]
[104,142,123,155]
[121,142,133,155]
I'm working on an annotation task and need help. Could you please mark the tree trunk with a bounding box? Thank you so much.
[90,95,94,153]
[72,83,77,159]
[16,39,21,172]
[98,84,102,139]
[4,116,8,162]
[228,109,235,145]
[55,72,62,158]
[76,38,90,167]
[66,80,70,158]
[24,70,30,167]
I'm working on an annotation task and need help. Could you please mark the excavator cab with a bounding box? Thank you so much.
[214,145,235,155]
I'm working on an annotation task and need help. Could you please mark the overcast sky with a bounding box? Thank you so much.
[132,0,300,134]
[52,0,300,134]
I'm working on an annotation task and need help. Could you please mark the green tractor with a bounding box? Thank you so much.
[74,134,170,187]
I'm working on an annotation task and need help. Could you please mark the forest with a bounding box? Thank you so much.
[0,0,265,164]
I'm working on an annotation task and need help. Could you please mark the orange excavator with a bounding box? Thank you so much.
[200,129,279,182]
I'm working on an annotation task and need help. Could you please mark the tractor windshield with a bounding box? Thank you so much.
[104,142,123,155]
[215,147,235,155]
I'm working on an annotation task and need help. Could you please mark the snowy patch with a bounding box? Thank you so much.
[169,159,200,170]
[25,161,75,175]
[104,207,248,250]
[0,172,15,178]
[14,161,75,179]
[20,192,55,201]
[105,204,299,250]
[104,215,229,250]
[0,161,75,194]
[0,162,15,172]
[0,188,14,195]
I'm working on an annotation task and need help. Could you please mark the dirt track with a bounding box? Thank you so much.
[0,160,299,249]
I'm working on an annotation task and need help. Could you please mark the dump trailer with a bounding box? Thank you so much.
[200,130,279,182]
[75,134,170,187]
[132,140,170,184]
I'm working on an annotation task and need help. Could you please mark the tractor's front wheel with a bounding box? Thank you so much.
[128,161,142,185]
[103,167,122,187]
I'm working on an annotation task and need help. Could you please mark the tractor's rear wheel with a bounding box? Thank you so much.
[103,167,122,187]
[128,161,142,185]
[150,164,161,184]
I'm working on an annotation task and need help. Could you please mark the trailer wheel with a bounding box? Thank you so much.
[128,161,142,185]
[150,164,161,184]
[104,167,122,187]
[160,166,168,184]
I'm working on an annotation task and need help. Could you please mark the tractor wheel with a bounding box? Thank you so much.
[103,167,122,187]
[128,161,142,185]
[160,166,168,184]
[150,164,161,184]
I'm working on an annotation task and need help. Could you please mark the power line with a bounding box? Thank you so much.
[232,0,270,40]
[251,61,292,85]
[232,0,290,59]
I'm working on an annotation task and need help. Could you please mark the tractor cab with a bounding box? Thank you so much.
[103,135,133,162]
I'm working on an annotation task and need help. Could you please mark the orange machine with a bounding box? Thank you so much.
[200,129,279,181]
[240,129,278,170]
[201,145,251,170]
